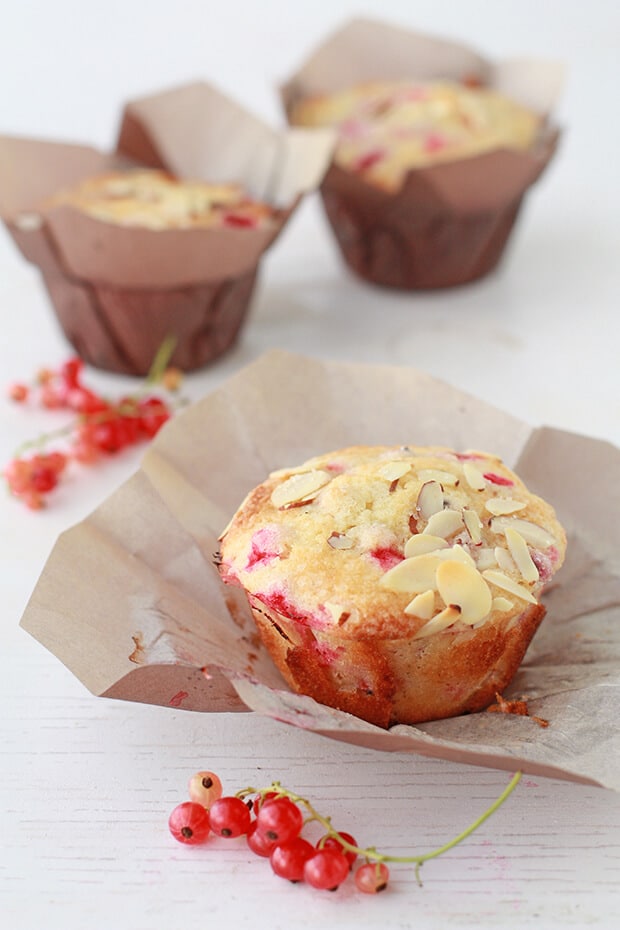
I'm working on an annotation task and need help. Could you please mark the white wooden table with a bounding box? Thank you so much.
[1,3,619,928]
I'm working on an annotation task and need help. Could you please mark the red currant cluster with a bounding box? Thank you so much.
[168,769,523,894]
[5,355,179,509]
[169,772,389,893]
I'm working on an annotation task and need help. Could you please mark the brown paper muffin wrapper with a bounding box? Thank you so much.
[282,18,564,289]
[19,352,620,791]
[0,84,335,374]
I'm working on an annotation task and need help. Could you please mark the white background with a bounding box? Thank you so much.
[1,2,619,929]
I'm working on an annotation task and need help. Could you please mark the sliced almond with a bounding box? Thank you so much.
[475,547,497,571]
[417,468,459,487]
[462,508,483,544]
[413,606,461,639]
[416,480,444,519]
[404,589,435,619]
[270,470,331,508]
[436,545,476,567]
[377,460,411,482]
[423,508,464,539]
[404,534,449,558]
[436,560,492,625]
[485,498,527,516]
[494,547,517,573]
[505,527,539,583]
[490,517,555,548]
[492,596,514,612]
[463,462,486,491]
[482,569,538,604]
[327,532,355,550]
[379,553,441,593]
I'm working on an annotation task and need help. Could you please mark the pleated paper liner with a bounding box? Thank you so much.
[20,352,620,791]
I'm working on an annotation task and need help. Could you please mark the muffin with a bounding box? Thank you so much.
[283,20,561,289]
[49,170,277,231]
[218,445,566,728]
[290,80,541,194]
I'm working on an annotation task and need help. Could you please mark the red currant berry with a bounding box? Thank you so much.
[188,771,223,808]
[255,797,303,845]
[45,451,68,475]
[5,458,32,494]
[8,383,29,402]
[23,490,45,510]
[355,862,389,893]
[60,357,84,388]
[303,849,350,891]
[246,821,278,858]
[138,396,170,437]
[317,831,358,870]
[40,386,64,409]
[253,790,279,812]
[270,837,315,882]
[208,796,251,838]
[168,802,211,845]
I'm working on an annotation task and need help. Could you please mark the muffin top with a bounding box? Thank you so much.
[290,80,541,191]
[218,445,566,640]
[48,169,276,230]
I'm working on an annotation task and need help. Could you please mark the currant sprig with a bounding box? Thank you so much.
[4,339,185,509]
[168,769,523,894]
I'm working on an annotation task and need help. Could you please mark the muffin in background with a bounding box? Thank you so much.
[218,444,567,728]
[290,79,542,192]
[0,83,334,375]
[282,18,563,290]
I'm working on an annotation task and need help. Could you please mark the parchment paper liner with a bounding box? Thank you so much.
[0,83,334,374]
[20,351,620,791]
[281,18,564,289]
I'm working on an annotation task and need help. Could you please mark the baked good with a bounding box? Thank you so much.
[49,169,276,230]
[290,80,541,192]
[218,445,566,728]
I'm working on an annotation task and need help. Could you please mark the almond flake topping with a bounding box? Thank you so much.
[463,462,486,490]
[485,498,527,516]
[436,560,492,625]
[462,508,483,544]
[423,508,464,539]
[492,596,514,612]
[377,460,411,482]
[270,470,331,508]
[416,480,444,519]
[327,532,355,550]
[475,548,497,570]
[482,570,537,604]
[417,468,459,487]
[380,546,477,594]
[404,589,435,619]
[380,553,442,593]
[413,606,461,639]
[494,547,517,573]
[505,526,539,583]
[490,517,555,549]
[436,545,476,567]
[404,534,449,558]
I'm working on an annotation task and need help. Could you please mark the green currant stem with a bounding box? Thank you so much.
[238,770,522,877]
[144,334,178,385]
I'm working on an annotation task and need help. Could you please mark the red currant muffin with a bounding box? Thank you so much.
[218,445,566,728]
[49,169,276,230]
[290,80,541,193]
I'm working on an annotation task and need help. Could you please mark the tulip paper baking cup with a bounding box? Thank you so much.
[282,18,564,290]
[0,84,334,374]
[20,352,620,790]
